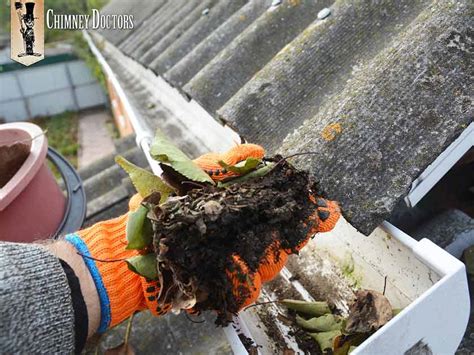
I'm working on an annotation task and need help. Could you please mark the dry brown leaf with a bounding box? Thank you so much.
[333,333,368,355]
[345,289,392,334]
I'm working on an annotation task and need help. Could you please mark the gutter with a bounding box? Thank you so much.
[82,30,162,176]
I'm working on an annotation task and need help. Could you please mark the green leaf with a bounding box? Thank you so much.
[309,330,342,352]
[125,253,158,280]
[126,205,153,250]
[218,157,262,175]
[150,131,214,184]
[296,314,343,332]
[116,155,174,202]
[392,308,402,316]
[218,163,274,187]
[281,299,331,316]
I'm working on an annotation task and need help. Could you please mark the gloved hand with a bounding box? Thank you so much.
[194,146,340,310]
[64,144,267,332]
[65,195,167,333]
[65,144,340,332]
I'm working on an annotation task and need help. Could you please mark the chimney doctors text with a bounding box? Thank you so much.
[46,9,134,30]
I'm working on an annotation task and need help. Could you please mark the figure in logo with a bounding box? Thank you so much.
[15,2,41,57]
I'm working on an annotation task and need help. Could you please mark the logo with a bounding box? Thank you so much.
[11,0,44,66]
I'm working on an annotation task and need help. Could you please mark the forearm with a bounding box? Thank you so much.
[0,242,76,353]
[44,240,101,338]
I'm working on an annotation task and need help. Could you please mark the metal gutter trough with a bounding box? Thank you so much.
[84,31,470,355]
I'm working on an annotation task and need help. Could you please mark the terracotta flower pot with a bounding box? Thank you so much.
[0,122,66,242]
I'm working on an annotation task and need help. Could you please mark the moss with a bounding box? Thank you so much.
[341,254,362,289]
[73,33,107,90]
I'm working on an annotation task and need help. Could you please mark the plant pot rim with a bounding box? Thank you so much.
[0,122,48,211]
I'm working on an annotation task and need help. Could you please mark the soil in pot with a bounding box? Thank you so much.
[0,142,30,188]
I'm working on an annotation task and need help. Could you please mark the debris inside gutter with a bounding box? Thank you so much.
[237,332,259,355]
[248,271,395,354]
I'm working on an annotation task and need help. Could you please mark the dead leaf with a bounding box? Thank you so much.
[281,299,331,317]
[105,343,135,355]
[309,329,341,351]
[160,163,197,195]
[345,289,392,334]
[202,200,223,221]
[296,313,343,332]
[0,143,30,188]
[333,333,368,355]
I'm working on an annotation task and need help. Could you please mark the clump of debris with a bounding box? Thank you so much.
[152,158,317,324]
[117,132,323,325]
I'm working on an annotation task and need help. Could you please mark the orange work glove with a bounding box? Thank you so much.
[195,144,340,311]
[65,195,169,333]
[227,197,340,310]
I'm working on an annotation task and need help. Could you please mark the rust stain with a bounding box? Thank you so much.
[321,123,342,141]
[288,0,301,7]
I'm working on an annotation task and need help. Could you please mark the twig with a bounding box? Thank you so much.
[124,313,135,346]
[185,312,206,323]
[276,152,320,166]
[76,252,127,263]
[383,275,388,295]
[0,130,47,146]
[243,300,281,311]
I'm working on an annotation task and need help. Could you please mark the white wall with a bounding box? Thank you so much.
[0,59,107,122]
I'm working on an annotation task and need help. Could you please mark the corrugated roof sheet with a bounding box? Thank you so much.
[119,1,198,56]
[96,0,167,45]
[93,0,473,234]
[164,0,271,87]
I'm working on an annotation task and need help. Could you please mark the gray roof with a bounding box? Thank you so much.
[97,0,167,45]
[93,0,473,235]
